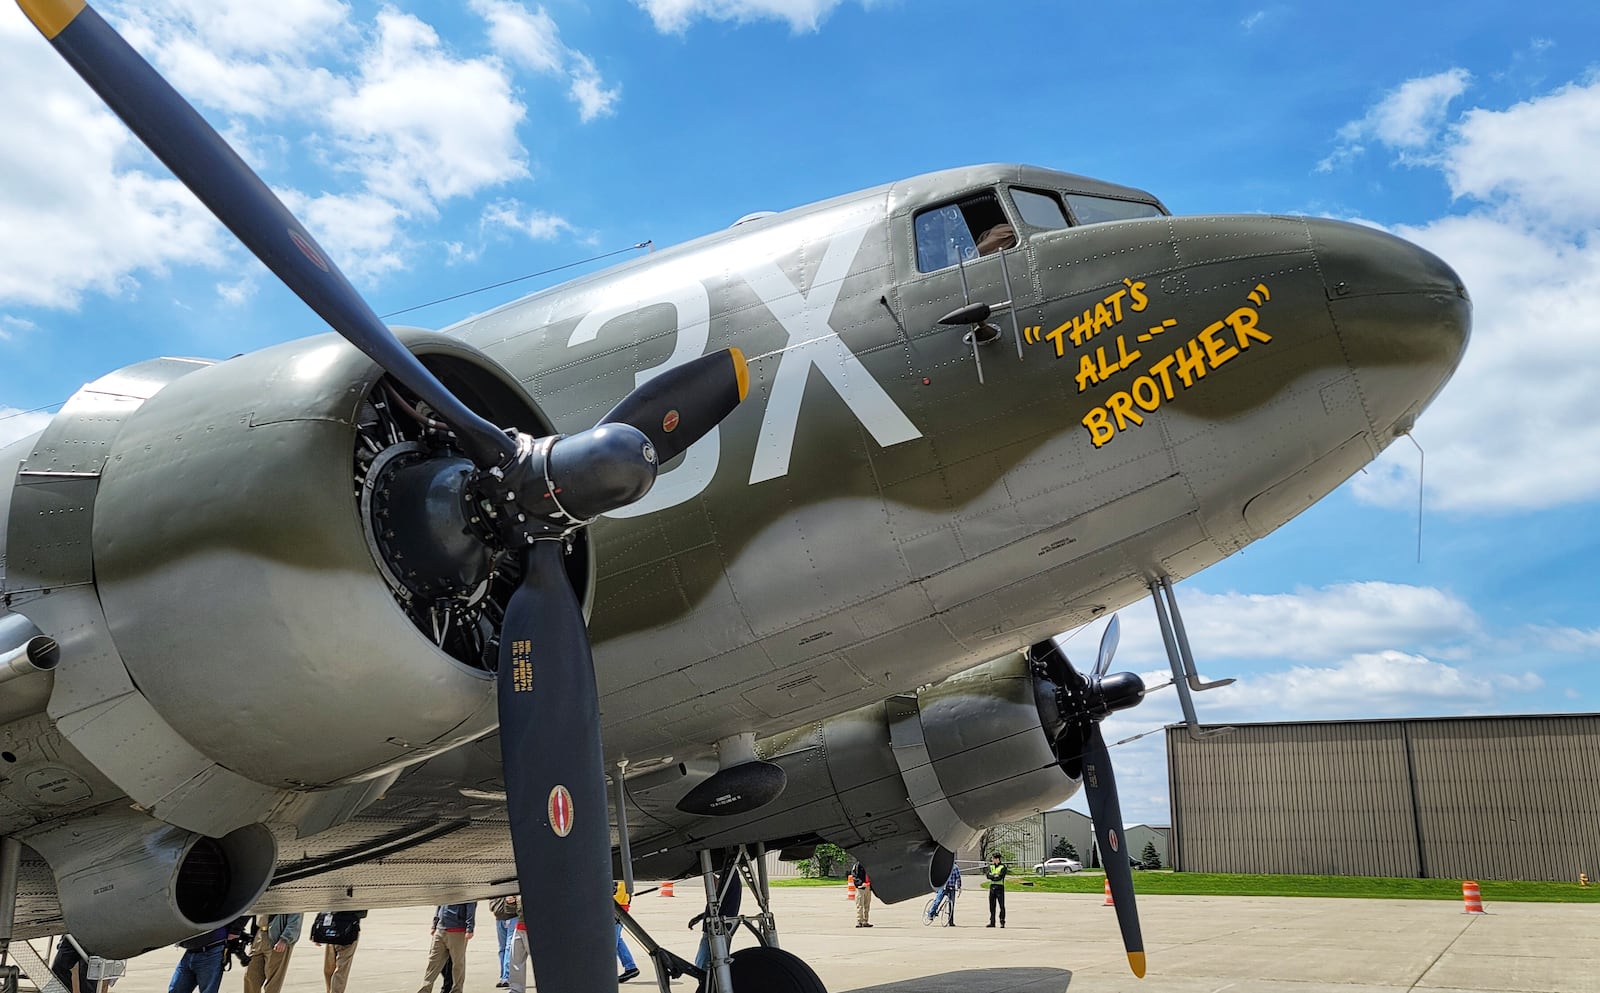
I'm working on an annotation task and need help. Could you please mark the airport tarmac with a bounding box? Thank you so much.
[28,885,1597,993]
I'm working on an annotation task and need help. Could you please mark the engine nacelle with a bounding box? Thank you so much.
[26,810,276,958]
[635,650,1076,902]
[4,332,586,841]
[84,332,578,787]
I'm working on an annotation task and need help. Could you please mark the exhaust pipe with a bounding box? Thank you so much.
[0,615,59,685]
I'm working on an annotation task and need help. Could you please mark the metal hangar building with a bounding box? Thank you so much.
[1165,714,1600,882]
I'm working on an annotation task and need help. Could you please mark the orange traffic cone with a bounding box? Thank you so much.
[846,878,857,901]
[1103,879,1114,906]
[1461,880,1485,914]
[660,880,674,898]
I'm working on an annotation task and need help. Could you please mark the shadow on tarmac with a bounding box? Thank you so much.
[844,967,1071,993]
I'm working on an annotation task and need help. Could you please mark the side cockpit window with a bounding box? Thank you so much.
[1010,188,1069,230]
[1064,194,1165,226]
[914,191,1016,273]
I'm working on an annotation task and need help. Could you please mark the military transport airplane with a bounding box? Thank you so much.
[0,1,1470,991]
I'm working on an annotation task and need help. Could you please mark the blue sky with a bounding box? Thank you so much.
[2,0,1597,826]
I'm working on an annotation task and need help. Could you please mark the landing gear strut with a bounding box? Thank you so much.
[613,844,826,993]
[2,837,21,993]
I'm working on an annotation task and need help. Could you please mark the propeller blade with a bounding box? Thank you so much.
[1092,613,1121,677]
[16,0,514,469]
[1083,724,1144,978]
[496,541,617,993]
[597,348,748,464]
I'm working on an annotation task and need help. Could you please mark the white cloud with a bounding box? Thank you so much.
[0,5,230,309]
[483,200,577,241]
[471,0,620,121]
[1445,76,1600,225]
[1341,76,1600,513]
[327,10,529,211]
[0,406,53,449]
[1204,651,1542,718]
[1085,582,1479,669]
[2,0,597,310]
[567,53,621,122]
[635,0,862,33]
[1240,10,1268,31]
[0,316,37,341]
[1318,68,1470,171]
[117,0,349,118]
[1528,625,1600,654]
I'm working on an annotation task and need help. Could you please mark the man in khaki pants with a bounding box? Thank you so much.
[242,915,302,993]
[310,911,366,993]
[417,903,476,993]
[850,862,873,927]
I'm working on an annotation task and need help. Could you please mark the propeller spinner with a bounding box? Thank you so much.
[17,2,748,988]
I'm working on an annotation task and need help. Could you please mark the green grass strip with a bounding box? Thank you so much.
[772,872,1600,903]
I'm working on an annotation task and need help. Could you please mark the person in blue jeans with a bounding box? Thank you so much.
[489,896,520,987]
[926,863,962,925]
[168,919,242,993]
[689,872,743,971]
[614,883,640,983]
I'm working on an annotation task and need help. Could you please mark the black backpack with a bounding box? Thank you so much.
[311,912,363,946]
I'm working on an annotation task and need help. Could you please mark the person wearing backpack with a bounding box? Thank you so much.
[488,896,520,988]
[310,911,367,993]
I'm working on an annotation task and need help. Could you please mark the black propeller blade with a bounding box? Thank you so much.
[496,540,616,990]
[17,7,753,992]
[1092,613,1121,677]
[17,0,513,469]
[1083,723,1145,978]
[1036,615,1146,978]
[597,347,749,464]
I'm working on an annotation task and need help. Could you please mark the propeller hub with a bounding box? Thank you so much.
[1096,671,1147,716]
[479,423,659,545]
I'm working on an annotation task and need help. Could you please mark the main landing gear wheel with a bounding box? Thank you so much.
[697,947,828,993]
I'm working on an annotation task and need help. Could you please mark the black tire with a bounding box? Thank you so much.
[696,946,828,993]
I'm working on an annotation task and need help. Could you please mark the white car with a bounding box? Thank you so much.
[1033,857,1083,874]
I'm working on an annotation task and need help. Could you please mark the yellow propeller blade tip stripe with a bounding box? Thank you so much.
[17,0,86,39]
[1127,951,1147,978]
[729,347,749,402]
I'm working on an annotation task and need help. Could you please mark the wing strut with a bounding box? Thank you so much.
[1148,575,1235,740]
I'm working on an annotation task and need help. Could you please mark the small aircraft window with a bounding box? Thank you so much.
[914,192,1015,272]
[1064,194,1165,226]
[1011,188,1069,230]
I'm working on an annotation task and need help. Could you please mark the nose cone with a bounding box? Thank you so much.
[1309,219,1471,438]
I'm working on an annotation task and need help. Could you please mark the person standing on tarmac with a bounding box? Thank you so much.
[850,861,873,928]
[984,853,1008,928]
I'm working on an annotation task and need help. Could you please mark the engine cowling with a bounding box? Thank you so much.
[82,331,579,788]
[2,331,590,850]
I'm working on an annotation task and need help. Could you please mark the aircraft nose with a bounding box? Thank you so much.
[1308,219,1471,438]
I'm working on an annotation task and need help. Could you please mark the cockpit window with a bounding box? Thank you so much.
[914,191,1016,273]
[1011,188,1069,230]
[1064,194,1165,226]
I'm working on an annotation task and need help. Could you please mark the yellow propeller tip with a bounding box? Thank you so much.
[1127,951,1146,978]
[17,0,86,39]
[729,347,749,402]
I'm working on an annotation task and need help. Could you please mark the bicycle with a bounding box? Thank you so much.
[922,892,955,926]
